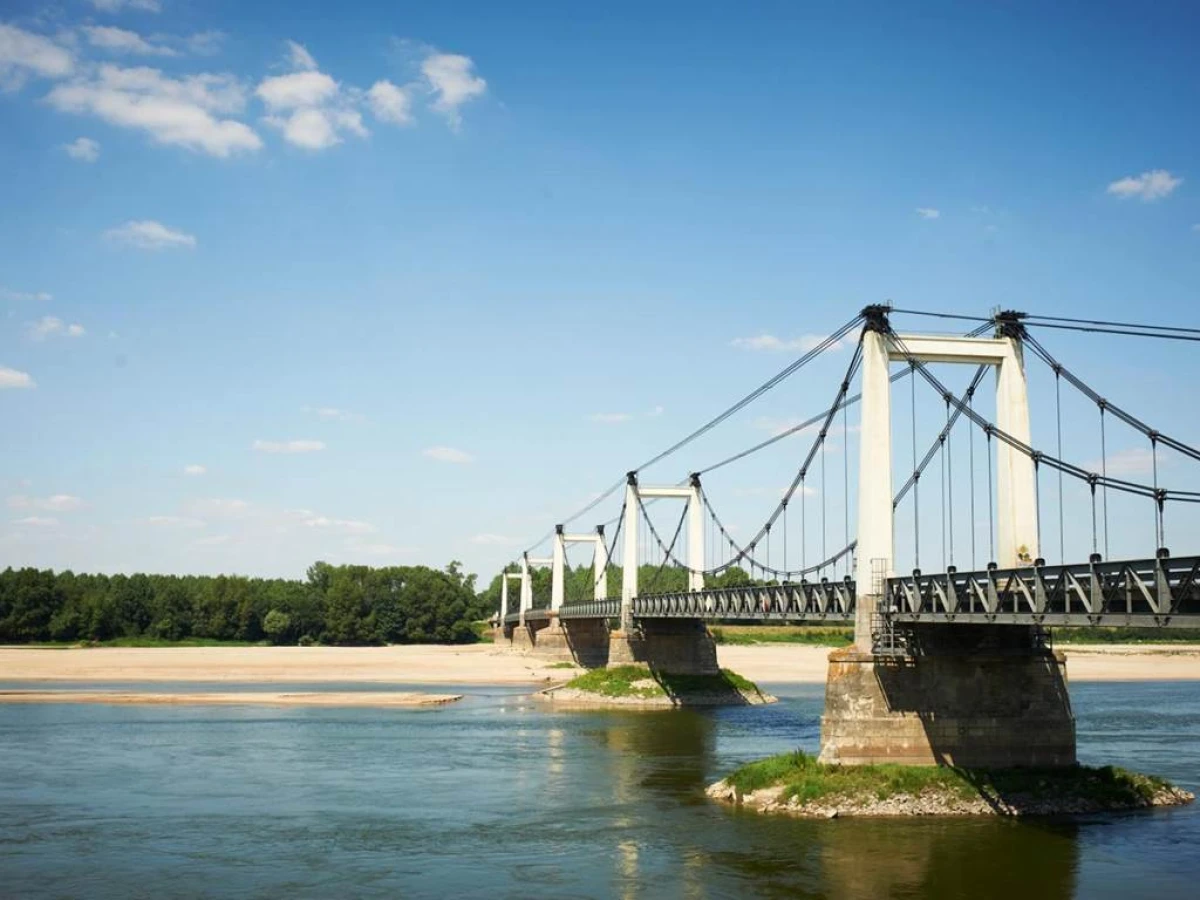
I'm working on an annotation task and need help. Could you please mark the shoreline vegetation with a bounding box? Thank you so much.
[707,751,1195,818]
[542,665,776,708]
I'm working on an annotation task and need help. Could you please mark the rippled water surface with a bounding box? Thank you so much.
[1,680,1197,899]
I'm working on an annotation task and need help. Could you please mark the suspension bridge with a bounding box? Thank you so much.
[492,305,1200,767]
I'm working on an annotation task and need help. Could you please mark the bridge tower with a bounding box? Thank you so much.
[821,306,1075,767]
[608,472,718,675]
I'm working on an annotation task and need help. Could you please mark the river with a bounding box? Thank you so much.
[1,680,1197,899]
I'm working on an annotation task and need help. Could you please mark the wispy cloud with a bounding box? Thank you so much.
[0,23,74,90]
[27,316,84,341]
[423,446,473,464]
[915,207,940,219]
[302,405,364,422]
[13,516,59,527]
[82,26,177,57]
[731,334,842,353]
[1,286,52,302]
[8,494,83,511]
[145,515,204,528]
[1086,447,1160,476]
[297,511,376,534]
[89,0,162,12]
[252,439,325,454]
[648,405,665,417]
[470,533,519,546]
[0,366,36,389]
[182,464,206,476]
[187,498,251,517]
[1107,169,1182,201]
[589,412,631,424]
[64,137,100,162]
[104,219,196,250]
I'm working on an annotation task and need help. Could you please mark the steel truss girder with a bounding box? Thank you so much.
[885,554,1200,626]
[557,598,622,619]
[631,581,856,622]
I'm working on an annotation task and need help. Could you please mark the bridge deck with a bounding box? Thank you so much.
[502,554,1200,628]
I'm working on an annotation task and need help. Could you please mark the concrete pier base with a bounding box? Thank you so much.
[607,619,720,676]
[819,626,1076,768]
[526,615,575,663]
[509,622,537,652]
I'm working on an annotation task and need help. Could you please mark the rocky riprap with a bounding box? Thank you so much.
[706,776,1195,818]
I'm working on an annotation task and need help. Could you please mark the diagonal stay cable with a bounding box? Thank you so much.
[1022,331,1200,464]
[887,329,1200,503]
[519,313,865,555]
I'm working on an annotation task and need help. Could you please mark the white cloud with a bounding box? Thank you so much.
[0,24,73,90]
[423,446,473,464]
[82,25,176,57]
[27,316,85,341]
[731,333,843,353]
[252,439,325,454]
[303,406,364,422]
[257,47,368,150]
[184,31,225,56]
[183,464,206,476]
[47,64,262,157]
[146,515,204,528]
[589,412,631,424]
[421,52,486,127]
[367,79,413,125]
[648,405,665,417]
[187,497,250,517]
[1086,447,1159,476]
[287,40,318,71]
[1107,169,1182,201]
[8,494,83,511]
[90,0,162,11]
[1,286,52,302]
[470,533,518,545]
[915,207,940,219]
[256,70,338,109]
[0,366,36,389]
[104,219,196,250]
[12,516,59,527]
[300,514,376,535]
[64,136,100,162]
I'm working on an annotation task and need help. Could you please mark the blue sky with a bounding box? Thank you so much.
[1,0,1198,581]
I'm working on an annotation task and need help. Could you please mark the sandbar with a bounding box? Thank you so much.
[0,643,1197,688]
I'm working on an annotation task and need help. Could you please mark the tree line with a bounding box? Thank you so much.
[0,561,487,646]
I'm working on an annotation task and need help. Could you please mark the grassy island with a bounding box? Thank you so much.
[543,665,774,707]
[708,750,1194,817]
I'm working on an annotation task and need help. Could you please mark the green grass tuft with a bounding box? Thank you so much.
[563,666,763,700]
[724,750,1179,807]
[709,626,853,646]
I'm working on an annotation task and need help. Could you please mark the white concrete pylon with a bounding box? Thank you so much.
[500,571,521,623]
[621,474,639,628]
[620,474,706,620]
[519,554,532,626]
[855,327,895,649]
[559,528,610,602]
[551,526,566,611]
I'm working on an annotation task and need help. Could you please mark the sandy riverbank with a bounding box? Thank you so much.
[0,691,461,707]
[1,643,1198,686]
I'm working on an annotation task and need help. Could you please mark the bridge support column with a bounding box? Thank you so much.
[855,322,894,652]
[818,625,1075,767]
[608,619,719,675]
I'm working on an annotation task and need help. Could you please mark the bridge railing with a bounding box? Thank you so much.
[632,580,856,621]
[885,554,1200,627]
